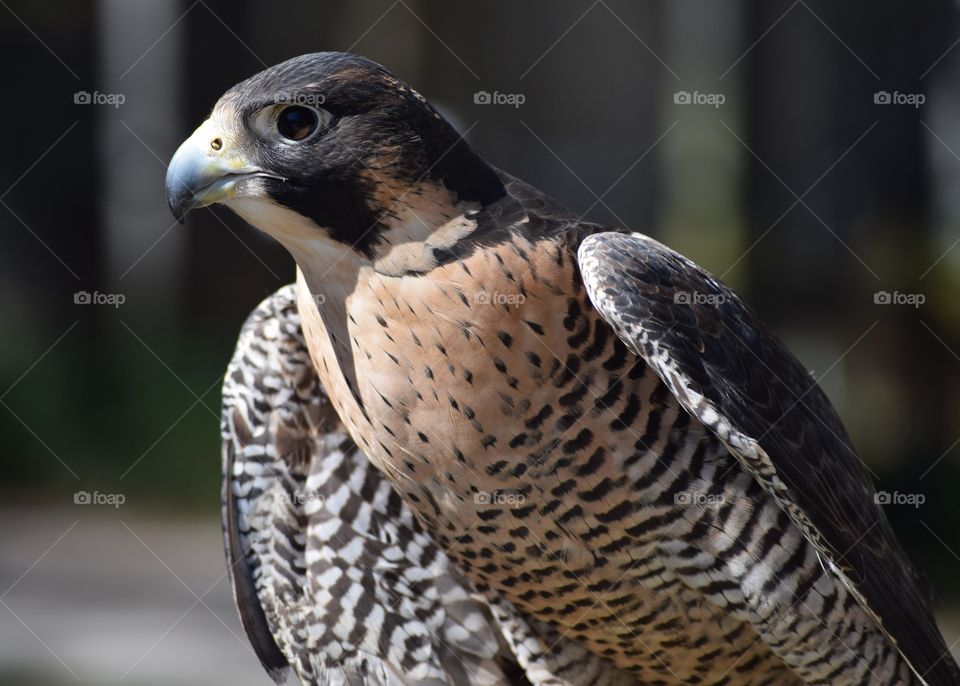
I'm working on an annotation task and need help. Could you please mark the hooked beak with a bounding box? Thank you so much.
[165,119,282,223]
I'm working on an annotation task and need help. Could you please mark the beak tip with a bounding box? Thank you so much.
[165,126,212,224]
[166,195,186,224]
[164,164,189,223]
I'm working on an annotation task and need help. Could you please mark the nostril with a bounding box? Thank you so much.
[211,137,223,151]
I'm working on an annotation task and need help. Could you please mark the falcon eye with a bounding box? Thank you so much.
[276,105,319,141]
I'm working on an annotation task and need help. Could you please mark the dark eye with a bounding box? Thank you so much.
[277,106,319,141]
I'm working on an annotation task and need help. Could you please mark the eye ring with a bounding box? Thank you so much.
[276,105,320,142]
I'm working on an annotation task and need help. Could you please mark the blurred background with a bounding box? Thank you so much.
[2,0,960,683]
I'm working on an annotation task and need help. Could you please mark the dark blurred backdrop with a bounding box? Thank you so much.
[2,1,960,684]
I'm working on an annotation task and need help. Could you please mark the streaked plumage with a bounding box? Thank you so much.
[168,53,959,685]
[222,284,635,685]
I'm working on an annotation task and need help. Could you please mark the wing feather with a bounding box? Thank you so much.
[578,231,959,686]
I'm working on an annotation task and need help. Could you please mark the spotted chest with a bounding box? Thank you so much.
[295,231,903,684]
[298,234,746,678]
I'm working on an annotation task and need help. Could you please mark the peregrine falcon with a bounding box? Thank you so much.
[167,53,959,685]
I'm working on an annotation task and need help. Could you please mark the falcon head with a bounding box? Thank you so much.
[165,52,505,264]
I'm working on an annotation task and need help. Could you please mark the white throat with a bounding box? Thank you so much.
[225,187,482,284]
[226,195,368,416]
[225,196,366,304]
